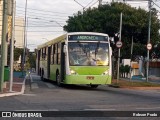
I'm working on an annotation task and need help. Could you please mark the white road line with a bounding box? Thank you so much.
[45,83,56,88]
[22,94,36,96]
[84,109,116,111]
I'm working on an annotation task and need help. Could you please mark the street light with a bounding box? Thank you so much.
[49,20,63,27]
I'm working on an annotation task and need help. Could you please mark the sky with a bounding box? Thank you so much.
[15,0,160,51]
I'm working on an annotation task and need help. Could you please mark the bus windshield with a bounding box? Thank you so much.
[68,42,109,66]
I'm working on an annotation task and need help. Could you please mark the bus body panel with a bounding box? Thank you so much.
[70,66,109,75]
[40,60,47,78]
[49,64,60,81]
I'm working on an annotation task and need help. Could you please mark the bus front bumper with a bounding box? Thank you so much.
[64,75,111,85]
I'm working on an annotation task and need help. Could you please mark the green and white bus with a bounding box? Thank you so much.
[36,32,112,88]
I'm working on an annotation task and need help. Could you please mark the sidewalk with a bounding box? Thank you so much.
[0,77,25,97]
[120,77,160,84]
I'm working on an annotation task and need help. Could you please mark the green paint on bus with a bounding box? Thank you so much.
[70,66,109,75]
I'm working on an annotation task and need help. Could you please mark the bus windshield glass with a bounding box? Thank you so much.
[68,42,109,66]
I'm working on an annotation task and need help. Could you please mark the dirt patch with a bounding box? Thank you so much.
[111,79,160,90]
[120,86,160,90]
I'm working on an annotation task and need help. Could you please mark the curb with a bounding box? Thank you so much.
[108,84,120,88]
[0,78,26,97]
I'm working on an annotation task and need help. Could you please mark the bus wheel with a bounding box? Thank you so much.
[41,75,44,81]
[41,69,44,81]
[90,85,98,88]
[56,73,61,86]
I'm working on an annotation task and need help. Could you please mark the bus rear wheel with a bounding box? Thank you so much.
[90,85,98,88]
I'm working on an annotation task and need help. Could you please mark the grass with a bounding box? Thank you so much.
[111,79,160,87]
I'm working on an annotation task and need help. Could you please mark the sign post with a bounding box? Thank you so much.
[116,13,122,84]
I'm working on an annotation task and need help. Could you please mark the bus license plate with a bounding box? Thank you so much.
[86,76,94,80]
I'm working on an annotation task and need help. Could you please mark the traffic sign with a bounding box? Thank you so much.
[147,43,152,50]
[116,41,123,48]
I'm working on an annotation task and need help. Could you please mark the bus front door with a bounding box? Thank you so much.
[47,46,51,79]
[60,43,65,82]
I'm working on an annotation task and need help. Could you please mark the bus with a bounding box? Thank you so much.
[36,32,112,88]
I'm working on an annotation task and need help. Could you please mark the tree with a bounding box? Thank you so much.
[64,3,160,59]
[119,64,125,78]
[7,47,23,64]
[124,65,130,78]
[27,52,36,69]
[14,48,23,61]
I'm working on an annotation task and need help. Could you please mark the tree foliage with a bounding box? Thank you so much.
[14,48,23,61]
[64,3,160,58]
[27,52,36,69]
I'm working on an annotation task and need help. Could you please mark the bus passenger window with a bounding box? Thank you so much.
[57,43,61,64]
[54,44,57,64]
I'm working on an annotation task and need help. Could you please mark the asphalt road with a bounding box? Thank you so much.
[0,73,160,120]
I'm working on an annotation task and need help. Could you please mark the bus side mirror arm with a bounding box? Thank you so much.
[63,45,67,53]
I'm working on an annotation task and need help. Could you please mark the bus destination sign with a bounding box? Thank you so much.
[68,35,108,41]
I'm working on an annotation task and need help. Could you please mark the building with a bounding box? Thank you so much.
[0,0,24,70]
[0,0,24,48]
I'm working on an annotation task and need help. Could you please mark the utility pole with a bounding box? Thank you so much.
[129,36,133,81]
[0,0,8,92]
[117,12,122,83]
[146,0,152,82]
[22,0,28,77]
[9,0,16,92]
[99,0,102,6]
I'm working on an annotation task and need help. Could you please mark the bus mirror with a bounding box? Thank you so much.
[63,45,67,53]
[109,37,115,44]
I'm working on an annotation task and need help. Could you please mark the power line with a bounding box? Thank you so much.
[89,0,99,8]
[15,12,68,21]
[15,25,64,27]
[84,0,95,8]
[152,1,160,9]
[16,8,70,18]
[16,6,73,15]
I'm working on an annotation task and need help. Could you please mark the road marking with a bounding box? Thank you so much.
[31,83,39,89]
[136,107,160,110]
[45,83,56,88]
[22,94,36,96]
[84,108,116,111]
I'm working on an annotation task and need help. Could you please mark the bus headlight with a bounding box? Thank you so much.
[102,70,109,75]
[70,70,78,75]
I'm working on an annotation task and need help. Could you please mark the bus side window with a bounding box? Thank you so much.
[54,44,57,64]
[40,49,42,60]
[42,47,46,59]
[53,44,55,64]
[50,45,53,64]
[45,47,48,60]
[57,43,61,64]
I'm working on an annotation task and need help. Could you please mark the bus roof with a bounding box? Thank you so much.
[37,32,109,50]
[67,32,108,37]
[37,34,66,50]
